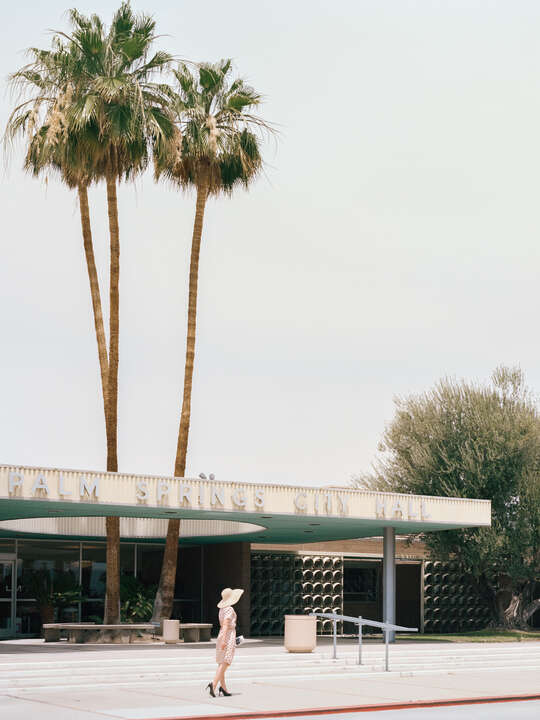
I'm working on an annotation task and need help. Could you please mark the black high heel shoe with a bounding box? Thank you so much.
[206,682,216,697]
[219,686,232,697]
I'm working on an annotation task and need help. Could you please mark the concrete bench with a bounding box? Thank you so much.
[43,622,213,643]
[42,623,95,642]
[180,623,213,642]
[43,623,155,644]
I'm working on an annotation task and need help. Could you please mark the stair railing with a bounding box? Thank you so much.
[310,611,417,671]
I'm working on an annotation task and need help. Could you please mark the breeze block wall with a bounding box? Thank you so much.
[423,560,491,633]
[250,551,343,636]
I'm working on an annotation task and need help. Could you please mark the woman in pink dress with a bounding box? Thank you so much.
[206,587,243,697]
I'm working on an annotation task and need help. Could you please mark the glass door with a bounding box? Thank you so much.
[0,556,15,638]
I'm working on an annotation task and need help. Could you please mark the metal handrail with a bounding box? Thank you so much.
[310,611,418,671]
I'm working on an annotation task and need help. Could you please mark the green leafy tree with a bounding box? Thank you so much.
[151,60,272,621]
[5,2,174,623]
[355,367,540,628]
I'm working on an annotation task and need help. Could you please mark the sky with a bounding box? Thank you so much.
[1,0,540,489]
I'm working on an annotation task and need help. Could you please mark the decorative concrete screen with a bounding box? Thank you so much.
[251,553,299,636]
[251,552,343,636]
[300,554,344,635]
[423,560,491,633]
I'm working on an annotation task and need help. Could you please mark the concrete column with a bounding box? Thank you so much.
[383,527,396,642]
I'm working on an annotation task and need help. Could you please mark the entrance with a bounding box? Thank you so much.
[0,555,15,638]
[396,562,421,630]
[342,559,422,633]
[343,559,382,630]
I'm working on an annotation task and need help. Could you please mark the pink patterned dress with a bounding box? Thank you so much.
[216,606,237,665]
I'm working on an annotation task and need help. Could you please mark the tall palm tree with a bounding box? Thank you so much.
[65,4,174,475]
[152,60,270,621]
[5,2,174,623]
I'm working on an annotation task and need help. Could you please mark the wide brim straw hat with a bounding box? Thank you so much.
[217,587,244,608]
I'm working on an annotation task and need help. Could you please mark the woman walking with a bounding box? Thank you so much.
[206,587,243,697]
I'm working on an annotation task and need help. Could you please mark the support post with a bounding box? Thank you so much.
[332,617,337,660]
[358,616,362,665]
[383,526,396,643]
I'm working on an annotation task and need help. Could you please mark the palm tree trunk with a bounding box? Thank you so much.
[104,174,121,624]
[105,175,120,474]
[78,184,109,411]
[152,182,209,623]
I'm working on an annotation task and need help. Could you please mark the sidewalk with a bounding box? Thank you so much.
[0,639,539,720]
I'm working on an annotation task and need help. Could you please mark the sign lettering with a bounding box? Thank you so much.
[1,469,442,523]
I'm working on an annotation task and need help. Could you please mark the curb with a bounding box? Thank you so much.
[141,693,540,720]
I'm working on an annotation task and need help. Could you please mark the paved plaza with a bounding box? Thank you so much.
[0,638,539,719]
[277,702,540,720]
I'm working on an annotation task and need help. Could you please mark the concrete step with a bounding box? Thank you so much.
[0,646,540,676]
[3,650,540,677]
[3,653,540,691]
[1,662,341,686]
[0,660,352,676]
[2,642,539,692]
[6,662,540,693]
[3,649,540,678]
[3,645,540,672]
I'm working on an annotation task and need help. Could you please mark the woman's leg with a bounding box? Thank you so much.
[213,663,227,691]
[212,663,221,691]
[220,663,230,692]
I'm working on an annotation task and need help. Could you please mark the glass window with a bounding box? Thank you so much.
[0,539,15,553]
[344,561,379,602]
[16,541,80,599]
[81,600,104,623]
[173,546,202,622]
[0,561,13,599]
[120,544,135,576]
[0,601,13,633]
[137,544,163,586]
[16,601,40,635]
[15,541,80,631]
[81,543,106,599]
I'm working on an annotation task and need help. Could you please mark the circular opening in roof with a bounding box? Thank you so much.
[0,517,265,540]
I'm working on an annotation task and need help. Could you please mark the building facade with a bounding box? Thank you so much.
[0,464,495,639]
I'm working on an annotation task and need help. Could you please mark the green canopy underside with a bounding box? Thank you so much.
[0,498,481,545]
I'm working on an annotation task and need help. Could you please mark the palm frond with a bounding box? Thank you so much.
[5,2,176,184]
[155,59,272,196]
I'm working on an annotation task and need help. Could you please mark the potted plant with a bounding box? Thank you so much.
[120,576,156,622]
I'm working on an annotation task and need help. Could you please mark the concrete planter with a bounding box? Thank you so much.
[284,614,317,653]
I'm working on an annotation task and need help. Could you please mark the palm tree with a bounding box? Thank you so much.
[65,4,174,476]
[64,8,174,623]
[5,2,174,623]
[152,60,270,621]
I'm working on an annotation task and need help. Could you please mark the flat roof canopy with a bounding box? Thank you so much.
[0,464,491,544]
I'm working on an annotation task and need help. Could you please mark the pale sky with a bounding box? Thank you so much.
[1,1,540,488]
